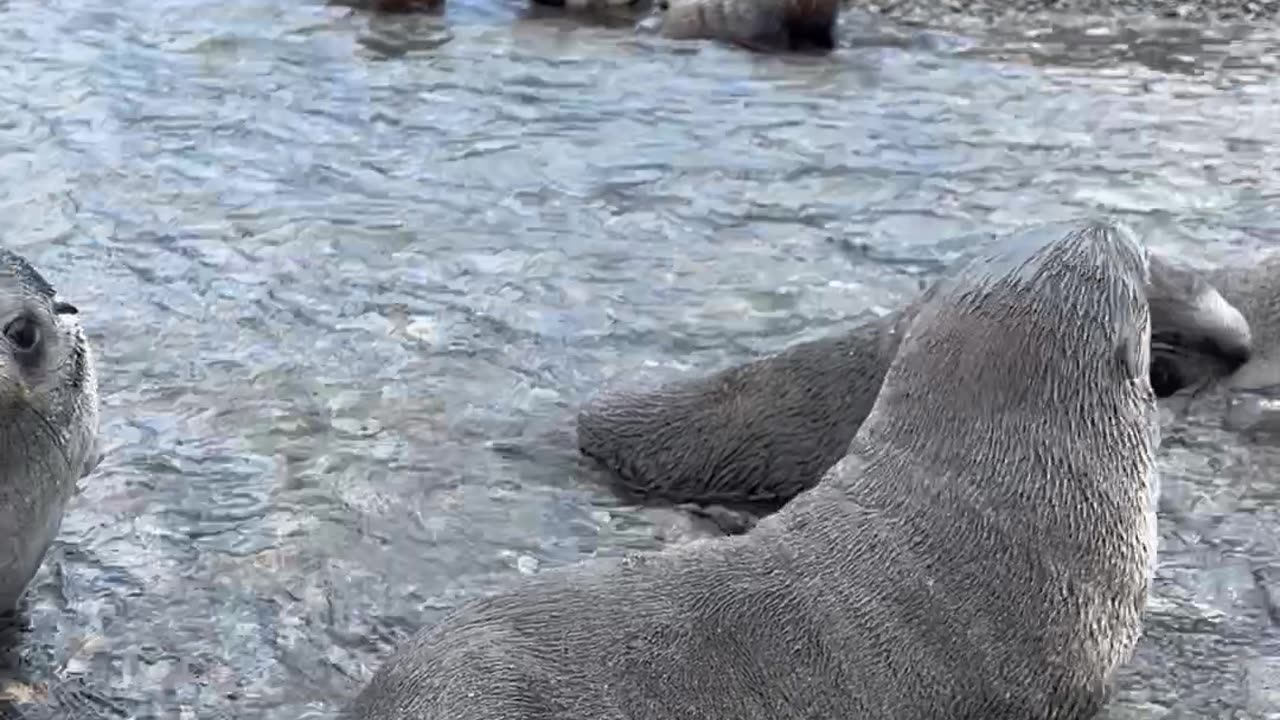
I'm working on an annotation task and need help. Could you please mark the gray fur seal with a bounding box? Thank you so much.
[0,250,100,613]
[577,238,1249,510]
[640,0,837,52]
[348,218,1159,719]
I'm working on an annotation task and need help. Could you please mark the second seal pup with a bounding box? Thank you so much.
[577,233,1250,509]
[347,218,1159,720]
[0,249,100,613]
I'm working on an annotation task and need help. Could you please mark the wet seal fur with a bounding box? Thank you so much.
[348,218,1160,720]
[641,0,838,52]
[577,232,1249,512]
[0,250,100,613]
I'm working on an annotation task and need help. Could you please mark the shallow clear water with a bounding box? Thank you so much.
[0,0,1277,717]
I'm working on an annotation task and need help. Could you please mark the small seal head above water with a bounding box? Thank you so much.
[0,250,99,613]
[347,219,1158,720]
[640,0,838,52]
[1147,250,1251,397]
[576,239,1249,514]
[1204,250,1280,391]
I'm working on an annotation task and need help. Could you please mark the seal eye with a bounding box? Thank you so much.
[4,315,41,354]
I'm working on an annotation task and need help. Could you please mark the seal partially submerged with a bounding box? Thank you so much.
[348,218,1159,719]
[0,250,100,613]
[577,231,1250,510]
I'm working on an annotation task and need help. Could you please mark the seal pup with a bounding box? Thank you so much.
[577,241,1249,510]
[640,0,838,52]
[347,218,1159,720]
[0,250,100,613]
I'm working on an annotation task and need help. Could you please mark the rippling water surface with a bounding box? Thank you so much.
[0,0,1278,716]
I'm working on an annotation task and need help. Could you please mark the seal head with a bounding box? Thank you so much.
[348,219,1159,719]
[1147,251,1251,397]
[1203,251,1280,392]
[0,249,100,612]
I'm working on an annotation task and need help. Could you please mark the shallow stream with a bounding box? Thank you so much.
[0,0,1277,716]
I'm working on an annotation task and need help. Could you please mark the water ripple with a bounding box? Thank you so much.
[0,0,1277,717]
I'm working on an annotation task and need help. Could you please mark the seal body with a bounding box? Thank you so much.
[578,310,905,506]
[348,219,1160,720]
[645,0,838,52]
[0,250,100,612]
[577,240,1248,512]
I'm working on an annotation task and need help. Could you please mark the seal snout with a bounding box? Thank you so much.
[1145,251,1255,397]
[1195,286,1253,371]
